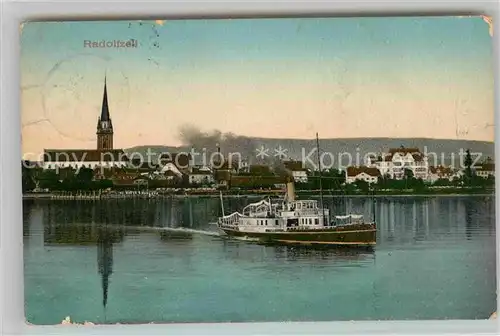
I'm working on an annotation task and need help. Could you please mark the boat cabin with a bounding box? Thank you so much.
[287,200,320,213]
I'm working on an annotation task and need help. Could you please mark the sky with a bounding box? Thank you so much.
[20,16,494,156]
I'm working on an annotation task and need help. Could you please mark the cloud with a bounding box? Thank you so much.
[481,15,493,36]
[155,20,165,26]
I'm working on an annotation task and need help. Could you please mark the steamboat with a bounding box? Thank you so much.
[216,134,377,247]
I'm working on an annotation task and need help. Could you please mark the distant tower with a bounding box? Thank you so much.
[96,76,114,150]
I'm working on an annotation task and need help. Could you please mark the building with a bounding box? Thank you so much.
[214,170,231,188]
[188,167,214,185]
[158,152,191,172]
[129,158,158,172]
[428,165,455,183]
[159,163,184,179]
[212,154,239,189]
[43,76,129,170]
[283,160,308,183]
[475,157,495,178]
[370,146,429,180]
[345,166,381,184]
[238,159,250,173]
[248,164,272,175]
[163,169,183,183]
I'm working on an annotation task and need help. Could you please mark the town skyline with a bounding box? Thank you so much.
[21,17,494,156]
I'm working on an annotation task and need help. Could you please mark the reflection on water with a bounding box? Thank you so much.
[23,196,496,324]
[97,227,114,309]
[218,237,375,264]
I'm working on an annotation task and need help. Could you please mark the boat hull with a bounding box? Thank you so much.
[220,224,376,247]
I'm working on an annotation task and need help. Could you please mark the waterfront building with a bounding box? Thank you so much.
[369,146,429,180]
[345,166,381,184]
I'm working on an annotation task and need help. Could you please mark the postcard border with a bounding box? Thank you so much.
[2,0,499,335]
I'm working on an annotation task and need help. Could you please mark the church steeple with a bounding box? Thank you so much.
[100,75,110,122]
[97,75,114,150]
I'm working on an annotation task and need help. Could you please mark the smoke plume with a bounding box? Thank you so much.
[177,124,257,162]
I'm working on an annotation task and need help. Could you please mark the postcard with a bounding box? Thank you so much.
[20,16,495,325]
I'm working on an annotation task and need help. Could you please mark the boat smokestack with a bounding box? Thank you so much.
[286,179,295,202]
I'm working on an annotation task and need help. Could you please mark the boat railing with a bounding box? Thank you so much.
[219,212,242,227]
[242,200,274,216]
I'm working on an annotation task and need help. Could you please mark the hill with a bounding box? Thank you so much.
[125,137,494,170]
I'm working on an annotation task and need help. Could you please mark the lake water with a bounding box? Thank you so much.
[23,195,497,325]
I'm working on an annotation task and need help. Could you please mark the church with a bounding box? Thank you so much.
[43,77,129,170]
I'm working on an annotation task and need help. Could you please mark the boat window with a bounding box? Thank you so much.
[309,218,312,224]
[275,220,279,226]
[265,220,268,226]
[315,218,319,225]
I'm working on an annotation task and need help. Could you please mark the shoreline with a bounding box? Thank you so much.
[22,191,495,200]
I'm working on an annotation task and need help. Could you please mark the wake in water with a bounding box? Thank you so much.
[64,222,222,237]
[158,226,221,237]
[122,225,222,237]
[229,236,261,242]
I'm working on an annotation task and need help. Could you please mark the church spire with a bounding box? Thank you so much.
[97,74,114,150]
[100,75,110,121]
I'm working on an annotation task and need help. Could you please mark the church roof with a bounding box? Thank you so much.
[43,149,128,162]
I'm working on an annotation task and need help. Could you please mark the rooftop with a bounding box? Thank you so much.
[346,166,381,177]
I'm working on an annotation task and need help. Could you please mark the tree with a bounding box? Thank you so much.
[451,176,463,187]
[486,174,495,187]
[318,169,345,190]
[376,174,391,189]
[433,178,452,187]
[37,169,61,190]
[464,149,474,184]
[76,167,94,184]
[404,168,414,179]
[21,161,36,193]
[354,179,370,192]
[411,178,426,191]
